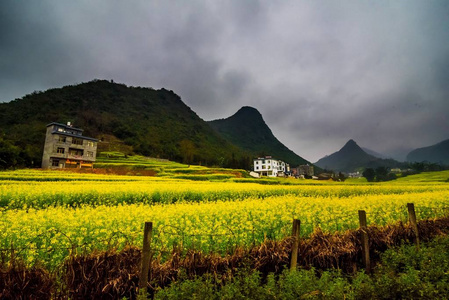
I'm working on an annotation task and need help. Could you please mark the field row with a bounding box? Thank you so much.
[2,179,449,209]
[2,191,449,269]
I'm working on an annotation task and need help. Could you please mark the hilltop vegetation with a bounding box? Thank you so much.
[0,80,253,169]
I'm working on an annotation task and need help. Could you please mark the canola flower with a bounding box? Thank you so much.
[1,169,449,269]
[2,175,449,209]
[1,191,449,269]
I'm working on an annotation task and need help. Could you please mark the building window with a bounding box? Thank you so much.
[72,138,83,145]
[57,147,65,154]
[256,166,259,170]
[52,159,59,167]
[87,141,95,147]
[86,151,94,157]
[58,136,66,143]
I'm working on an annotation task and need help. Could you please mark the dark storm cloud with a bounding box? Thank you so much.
[1,0,448,162]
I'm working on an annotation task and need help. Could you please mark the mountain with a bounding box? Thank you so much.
[407,139,449,165]
[315,139,405,172]
[0,80,251,168]
[208,106,310,166]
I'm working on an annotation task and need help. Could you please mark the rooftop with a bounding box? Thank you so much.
[46,122,83,132]
[47,122,98,142]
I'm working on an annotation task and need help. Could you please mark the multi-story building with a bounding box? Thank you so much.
[41,122,98,169]
[253,156,288,177]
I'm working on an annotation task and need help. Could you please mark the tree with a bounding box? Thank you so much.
[179,139,195,165]
[375,166,388,181]
[0,138,22,169]
[362,168,375,182]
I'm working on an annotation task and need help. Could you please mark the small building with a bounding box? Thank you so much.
[253,156,288,177]
[41,122,98,169]
[291,164,314,177]
[348,171,362,178]
[298,164,314,177]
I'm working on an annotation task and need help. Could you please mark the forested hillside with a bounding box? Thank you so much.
[407,139,449,165]
[209,106,311,166]
[0,80,252,169]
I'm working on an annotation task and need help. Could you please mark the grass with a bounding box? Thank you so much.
[153,235,449,299]
[394,170,449,183]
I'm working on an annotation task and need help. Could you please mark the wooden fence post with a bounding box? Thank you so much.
[138,222,153,296]
[290,219,300,271]
[358,210,371,274]
[407,203,420,249]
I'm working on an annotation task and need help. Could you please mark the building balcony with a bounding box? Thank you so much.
[51,153,68,158]
[67,154,84,160]
[69,144,86,149]
[67,154,95,162]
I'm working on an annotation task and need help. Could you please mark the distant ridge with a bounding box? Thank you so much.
[208,106,311,166]
[315,139,404,172]
[407,139,449,165]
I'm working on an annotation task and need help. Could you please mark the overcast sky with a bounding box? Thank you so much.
[1,1,448,162]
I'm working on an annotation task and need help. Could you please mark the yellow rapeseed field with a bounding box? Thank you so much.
[1,169,449,268]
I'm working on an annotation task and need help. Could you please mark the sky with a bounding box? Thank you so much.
[1,1,448,162]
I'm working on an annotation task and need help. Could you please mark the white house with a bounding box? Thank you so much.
[253,156,288,177]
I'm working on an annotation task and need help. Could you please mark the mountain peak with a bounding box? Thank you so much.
[337,139,368,158]
[341,139,360,150]
[208,107,311,166]
[233,106,262,119]
[238,106,258,112]
[344,139,357,146]
[315,139,377,172]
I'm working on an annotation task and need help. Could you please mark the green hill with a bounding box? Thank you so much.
[208,106,311,166]
[407,139,449,165]
[0,80,252,169]
[315,139,405,172]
